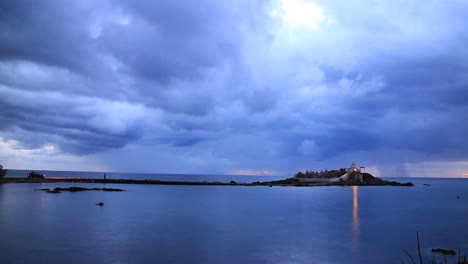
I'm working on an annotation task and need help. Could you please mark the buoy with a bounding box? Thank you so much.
[96,202,104,206]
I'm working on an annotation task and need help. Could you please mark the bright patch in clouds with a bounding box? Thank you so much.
[0,138,57,155]
[230,169,273,176]
[275,0,325,29]
[0,137,105,171]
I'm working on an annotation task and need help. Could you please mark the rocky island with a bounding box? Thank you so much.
[287,162,413,186]
[268,172,413,187]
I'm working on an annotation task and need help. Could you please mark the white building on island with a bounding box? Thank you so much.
[347,162,361,174]
[331,162,363,182]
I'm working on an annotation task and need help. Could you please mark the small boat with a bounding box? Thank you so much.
[27,171,46,179]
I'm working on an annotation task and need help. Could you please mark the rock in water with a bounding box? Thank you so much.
[96,202,104,206]
[432,248,456,255]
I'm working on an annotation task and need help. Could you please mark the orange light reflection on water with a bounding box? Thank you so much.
[352,186,359,238]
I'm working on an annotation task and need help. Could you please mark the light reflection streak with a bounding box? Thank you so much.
[352,186,359,238]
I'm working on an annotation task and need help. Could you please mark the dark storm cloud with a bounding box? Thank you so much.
[0,0,467,174]
[0,0,98,73]
[96,0,245,83]
[0,85,146,153]
[0,0,255,154]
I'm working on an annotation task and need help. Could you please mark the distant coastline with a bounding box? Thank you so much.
[0,175,413,187]
[0,163,414,187]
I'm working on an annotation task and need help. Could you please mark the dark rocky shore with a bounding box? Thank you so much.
[37,186,125,193]
[1,173,413,187]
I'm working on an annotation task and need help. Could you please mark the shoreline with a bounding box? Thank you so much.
[0,177,414,187]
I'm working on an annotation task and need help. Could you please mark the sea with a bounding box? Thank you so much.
[1,170,468,264]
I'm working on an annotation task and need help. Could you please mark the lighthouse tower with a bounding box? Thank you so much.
[347,162,361,174]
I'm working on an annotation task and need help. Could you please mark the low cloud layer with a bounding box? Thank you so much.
[1,0,467,176]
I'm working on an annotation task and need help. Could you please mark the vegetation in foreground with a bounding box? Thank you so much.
[402,232,467,264]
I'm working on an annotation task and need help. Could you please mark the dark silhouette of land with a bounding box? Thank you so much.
[0,173,413,187]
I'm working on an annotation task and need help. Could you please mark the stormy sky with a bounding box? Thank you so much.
[0,0,467,177]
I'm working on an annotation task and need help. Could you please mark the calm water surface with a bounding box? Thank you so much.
[1,177,467,263]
